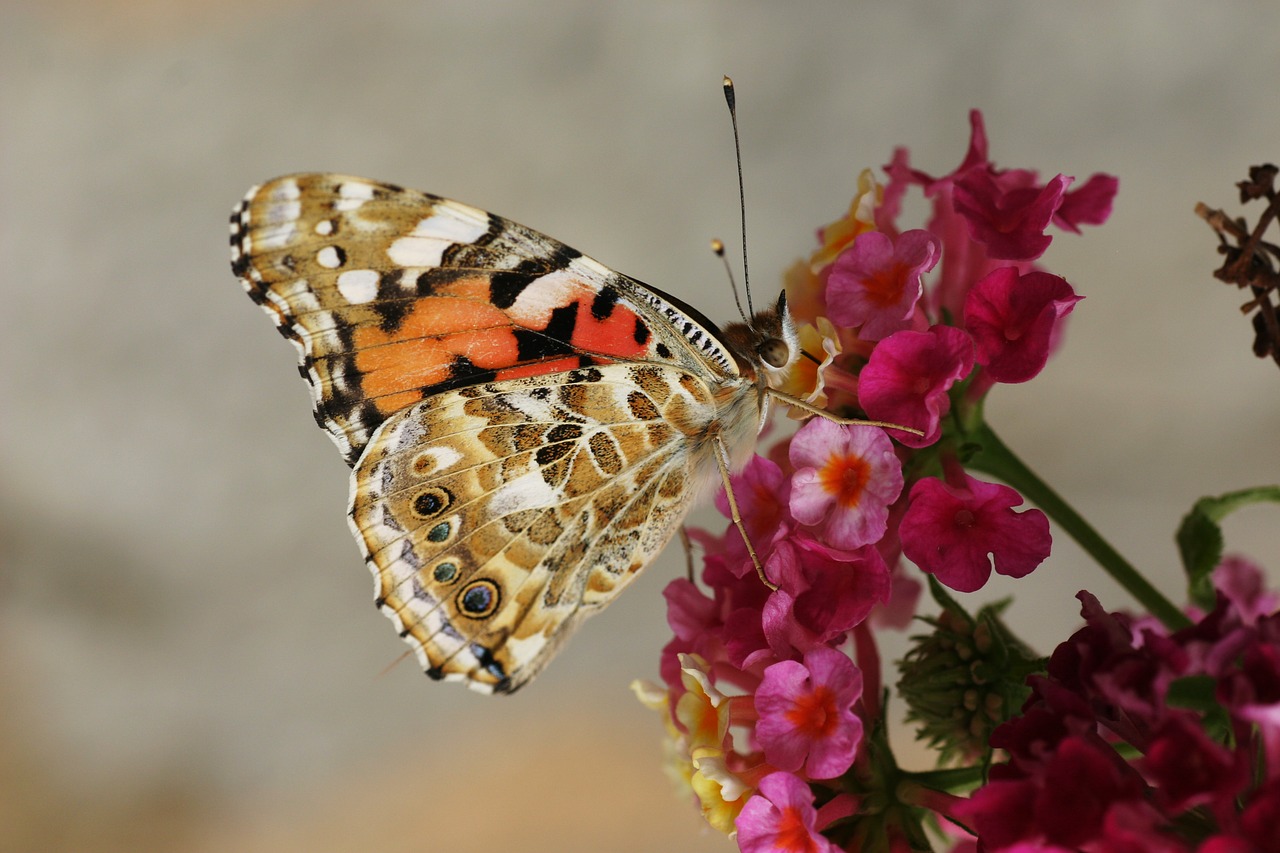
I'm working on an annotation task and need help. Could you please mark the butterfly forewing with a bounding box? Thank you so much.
[229,174,741,465]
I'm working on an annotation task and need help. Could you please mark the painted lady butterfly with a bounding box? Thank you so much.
[229,173,817,693]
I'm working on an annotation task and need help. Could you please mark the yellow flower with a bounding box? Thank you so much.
[689,745,752,836]
[811,169,882,271]
[779,318,841,419]
[632,679,699,792]
[675,654,731,749]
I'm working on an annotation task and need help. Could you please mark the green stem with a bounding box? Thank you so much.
[902,765,985,793]
[964,422,1191,630]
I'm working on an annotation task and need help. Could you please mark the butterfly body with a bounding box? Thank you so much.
[230,174,797,692]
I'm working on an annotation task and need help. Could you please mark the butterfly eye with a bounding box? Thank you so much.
[759,337,790,369]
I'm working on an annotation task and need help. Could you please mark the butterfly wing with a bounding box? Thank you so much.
[230,174,770,692]
[230,174,742,465]
[350,363,718,693]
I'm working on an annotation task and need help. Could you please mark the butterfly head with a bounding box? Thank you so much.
[721,290,799,390]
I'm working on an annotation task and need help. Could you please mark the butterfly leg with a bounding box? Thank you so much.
[766,389,925,435]
[713,436,778,591]
[678,526,697,583]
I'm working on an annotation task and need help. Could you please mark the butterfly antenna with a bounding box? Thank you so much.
[723,75,754,316]
[711,238,750,323]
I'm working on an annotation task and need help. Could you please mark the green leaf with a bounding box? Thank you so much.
[1176,486,1280,609]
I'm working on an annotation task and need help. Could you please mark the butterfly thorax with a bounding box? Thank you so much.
[716,292,800,431]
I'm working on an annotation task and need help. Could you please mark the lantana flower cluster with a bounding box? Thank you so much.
[635,112,1280,852]
[957,557,1280,852]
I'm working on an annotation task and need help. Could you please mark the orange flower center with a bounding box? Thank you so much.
[862,261,909,308]
[775,805,820,852]
[785,684,838,739]
[818,453,871,509]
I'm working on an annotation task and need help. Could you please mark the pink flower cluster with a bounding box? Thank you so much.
[635,112,1118,851]
[956,558,1280,852]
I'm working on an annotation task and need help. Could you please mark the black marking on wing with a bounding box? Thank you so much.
[513,327,576,362]
[591,285,619,320]
[542,303,578,344]
[489,271,529,310]
[446,355,498,386]
[373,270,412,332]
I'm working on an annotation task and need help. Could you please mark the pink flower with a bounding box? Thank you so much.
[958,737,1146,850]
[1213,556,1280,625]
[754,647,864,779]
[1053,172,1119,233]
[789,420,904,550]
[953,170,1071,261]
[899,473,1051,592]
[663,577,719,644]
[879,110,1116,318]
[762,539,890,658]
[964,267,1082,384]
[736,772,841,853]
[825,229,938,340]
[715,455,795,578]
[858,325,975,448]
[1141,713,1247,814]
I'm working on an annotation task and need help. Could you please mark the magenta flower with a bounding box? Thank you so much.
[1141,713,1247,813]
[1213,556,1280,625]
[858,325,974,448]
[736,771,841,853]
[755,647,864,779]
[789,420,904,550]
[877,109,1116,319]
[1053,172,1119,233]
[762,539,890,658]
[958,736,1146,850]
[899,473,1051,592]
[715,455,796,577]
[825,229,938,340]
[953,169,1071,261]
[663,577,720,645]
[964,267,1082,384]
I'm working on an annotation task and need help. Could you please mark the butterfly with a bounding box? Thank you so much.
[230,173,832,693]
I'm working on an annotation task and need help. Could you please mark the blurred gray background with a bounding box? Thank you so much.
[3,2,1277,851]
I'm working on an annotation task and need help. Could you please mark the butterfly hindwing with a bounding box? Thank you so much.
[229,174,742,465]
[349,363,715,692]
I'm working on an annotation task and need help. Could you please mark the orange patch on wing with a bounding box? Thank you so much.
[432,275,493,302]
[347,279,654,417]
[496,357,583,381]
[375,389,423,414]
[569,299,649,358]
[397,292,509,337]
[354,337,456,414]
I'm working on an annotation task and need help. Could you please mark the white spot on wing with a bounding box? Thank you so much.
[317,246,343,268]
[413,446,463,475]
[334,181,376,212]
[574,256,613,277]
[314,219,334,236]
[503,633,549,666]
[255,179,301,250]
[488,471,558,516]
[503,269,588,326]
[386,211,489,267]
[337,269,379,304]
